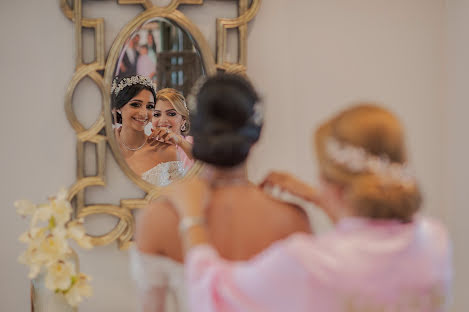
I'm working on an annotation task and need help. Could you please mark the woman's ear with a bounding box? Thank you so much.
[181,119,187,132]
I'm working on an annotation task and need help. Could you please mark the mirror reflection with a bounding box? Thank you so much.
[111,17,204,186]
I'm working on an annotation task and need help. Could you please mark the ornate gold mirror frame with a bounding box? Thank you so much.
[61,0,261,249]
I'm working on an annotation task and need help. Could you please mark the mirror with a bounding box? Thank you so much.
[65,0,256,248]
[110,17,204,187]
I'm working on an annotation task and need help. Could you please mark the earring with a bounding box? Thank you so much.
[181,122,187,132]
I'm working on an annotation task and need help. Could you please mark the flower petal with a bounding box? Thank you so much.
[14,200,36,216]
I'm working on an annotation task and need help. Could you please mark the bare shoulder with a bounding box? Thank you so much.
[135,199,183,261]
[256,188,313,235]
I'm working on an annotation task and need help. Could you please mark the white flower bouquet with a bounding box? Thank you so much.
[15,188,93,307]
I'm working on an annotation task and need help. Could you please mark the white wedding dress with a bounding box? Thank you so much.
[141,161,186,187]
[129,188,319,312]
[130,246,187,312]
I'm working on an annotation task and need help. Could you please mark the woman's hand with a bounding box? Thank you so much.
[147,128,176,151]
[163,177,211,218]
[148,127,183,146]
[260,171,321,206]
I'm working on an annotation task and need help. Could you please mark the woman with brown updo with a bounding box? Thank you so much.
[130,74,311,312]
[166,104,452,311]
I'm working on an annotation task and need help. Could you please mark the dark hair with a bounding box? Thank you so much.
[147,30,157,52]
[111,78,157,124]
[191,73,262,167]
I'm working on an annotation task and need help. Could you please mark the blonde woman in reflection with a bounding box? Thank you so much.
[130,74,312,312]
[147,88,194,173]
[111,76,184,186]
[166,104,452,311]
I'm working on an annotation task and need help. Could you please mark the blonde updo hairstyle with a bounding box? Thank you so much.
[315,104,422,222]
[155,88,190,134]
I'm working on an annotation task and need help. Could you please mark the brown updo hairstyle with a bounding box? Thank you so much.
[155,88,190,134]
[315,104,422,222]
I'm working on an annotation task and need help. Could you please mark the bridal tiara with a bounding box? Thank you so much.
[325,137,416,186]
[111,75,157,96]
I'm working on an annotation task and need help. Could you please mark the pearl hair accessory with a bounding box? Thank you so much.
[251,102,264,126]
[111,75,157,96]
[325,137,415,187]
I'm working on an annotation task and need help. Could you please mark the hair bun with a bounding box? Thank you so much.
[191,74,261,167]
[193,133,253,167]
[346,174,422,222]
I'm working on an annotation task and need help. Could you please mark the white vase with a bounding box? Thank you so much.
[31,250,79,312]
[31,274,77,312]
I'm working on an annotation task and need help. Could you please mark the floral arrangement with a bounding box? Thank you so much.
[15,188,93,307]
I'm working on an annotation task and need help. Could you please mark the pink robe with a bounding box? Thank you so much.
[186,217,452,311]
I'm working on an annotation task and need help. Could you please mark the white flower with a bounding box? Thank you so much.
[18,246,43,279]
[18,228,48,278]
[14,200,36,216]
[18,226,45,244]
[18,231,30,243]
[51,198,72,226]
[25,262,42,279]
[19,233,71,279]
[31,189,72,228]
[55,188,69,201]
[64,273,93,307]
[37,235,71,265]
[67,219,93,249]
[16,187,94,307]
[30,203,52,228]
[51,225,67,240]
[45,260,76,291]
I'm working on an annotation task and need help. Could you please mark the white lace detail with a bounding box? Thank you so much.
[141,161,186,187]
[130,246,187,312]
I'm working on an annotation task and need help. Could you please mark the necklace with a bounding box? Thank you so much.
[121,139,146,151]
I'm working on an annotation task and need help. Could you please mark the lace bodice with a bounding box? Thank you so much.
[141,161,185,187]
[130,246,186,312]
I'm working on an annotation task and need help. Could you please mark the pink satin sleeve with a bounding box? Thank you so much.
[184,218,453,312]
[184,238,327,311]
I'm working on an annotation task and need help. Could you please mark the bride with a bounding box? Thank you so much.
[111,76,191,186]
[130,74,312,312]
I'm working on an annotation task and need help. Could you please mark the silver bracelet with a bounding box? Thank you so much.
[178,216,205,234]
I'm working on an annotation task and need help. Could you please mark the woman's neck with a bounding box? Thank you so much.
[329,202,358,224]
[201,164,249,186]
[120,125,146,149]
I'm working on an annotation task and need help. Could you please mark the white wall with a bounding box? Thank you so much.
[446,1,469,311]
[0,1,76,311]
[0,0,463,311]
